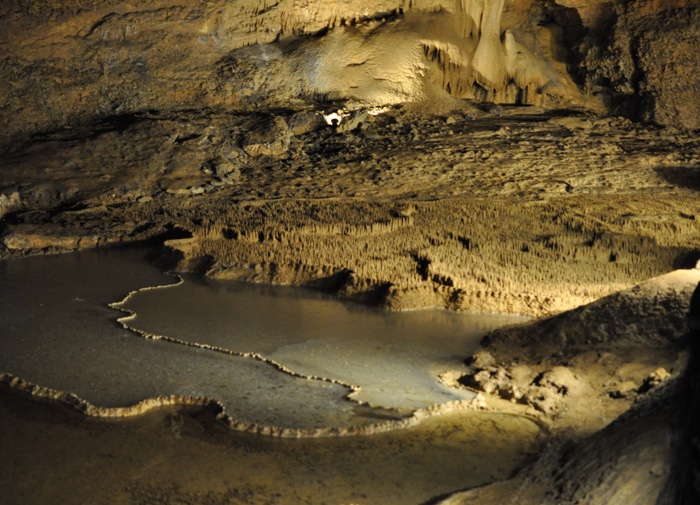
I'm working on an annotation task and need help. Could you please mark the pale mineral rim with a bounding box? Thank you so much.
[0,370,494,438]
[108,275,364,401]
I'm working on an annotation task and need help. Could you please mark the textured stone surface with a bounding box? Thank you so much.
[578,1,700,128]
[3,0,697,136]
[1,107,698,315]
[636,8,700,129]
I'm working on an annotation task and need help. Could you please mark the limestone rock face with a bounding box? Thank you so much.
[636,7,700,129]
[0,0,697,135]
[579,0,700,129]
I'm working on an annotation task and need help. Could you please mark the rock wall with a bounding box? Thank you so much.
[579,0,700,129]
[1,103,698,315]
[1,0,697,135]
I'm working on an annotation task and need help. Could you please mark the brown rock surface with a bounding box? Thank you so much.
[578,1,700,128]
[2,107,699,314]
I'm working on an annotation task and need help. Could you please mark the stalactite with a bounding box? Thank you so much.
[207,0,594,108]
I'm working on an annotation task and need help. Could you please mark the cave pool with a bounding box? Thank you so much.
[1,246,529,431]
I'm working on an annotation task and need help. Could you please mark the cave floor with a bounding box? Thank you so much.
[0,384,544,505]
[1,104,699,504]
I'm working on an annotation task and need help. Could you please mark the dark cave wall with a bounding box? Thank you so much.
[578,0,700,129]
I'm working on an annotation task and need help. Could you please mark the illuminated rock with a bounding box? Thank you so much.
[1,0,696,135]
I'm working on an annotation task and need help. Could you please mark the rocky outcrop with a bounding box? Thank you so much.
[453,268,700,431]
[441,271,700,505]
[482,268,700,357]
[635,7,700,129]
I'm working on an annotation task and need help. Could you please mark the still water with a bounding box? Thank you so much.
[0,247,524,431]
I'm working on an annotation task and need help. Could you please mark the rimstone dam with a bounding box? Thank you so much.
[0,1,699,504]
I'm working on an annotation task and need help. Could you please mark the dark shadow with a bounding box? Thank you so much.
[658,281,700,504]
[0,112,151,157]
[142,226,194,269]
[306,269,354,293]
[673,250,700,270]
[655,166,700,191]
[29,113,143,144]
[421,490,461,505]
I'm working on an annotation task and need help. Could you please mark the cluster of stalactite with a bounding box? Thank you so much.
[144,198,700,316]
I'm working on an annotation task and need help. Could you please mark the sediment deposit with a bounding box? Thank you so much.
[441,268,700,504]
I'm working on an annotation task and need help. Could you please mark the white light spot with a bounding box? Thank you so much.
[323,112,343,126]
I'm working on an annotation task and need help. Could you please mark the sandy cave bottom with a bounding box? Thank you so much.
[0,246,525,430]
[0,392,540,505]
